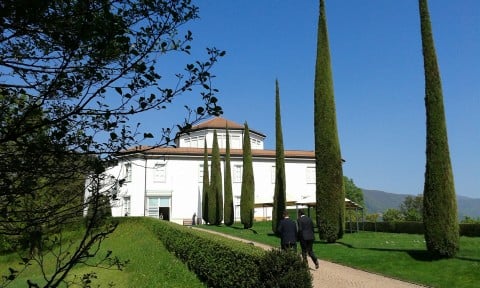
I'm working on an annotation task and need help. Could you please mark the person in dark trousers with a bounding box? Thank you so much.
[297,209,319,269]
[277,210,297,251]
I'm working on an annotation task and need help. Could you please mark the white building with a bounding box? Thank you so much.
[98,117,318,224]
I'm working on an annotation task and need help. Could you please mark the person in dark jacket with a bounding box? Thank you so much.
[297,209,319,268]
[277,210,297,251]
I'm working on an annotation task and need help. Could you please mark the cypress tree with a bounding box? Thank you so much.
[419,0,459,257]
[209,130,223,225]
[202,139,209,224]
[240,122,255,229]
[223,127,234,226]
[272,79,287,234]
[314,0,345,242]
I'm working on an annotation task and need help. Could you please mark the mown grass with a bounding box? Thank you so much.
[0,218,205,288]
[200,221,480,288]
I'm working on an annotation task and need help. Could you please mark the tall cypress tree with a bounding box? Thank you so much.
[223,127,234,226]
[272,79,287,234]
[314,0,344,242]
[202,139,209,224]
[240,122,255,229]
[419,0,459,257]
[209,130,223,225]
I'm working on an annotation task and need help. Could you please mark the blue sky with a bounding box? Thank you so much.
[140,1,479,198]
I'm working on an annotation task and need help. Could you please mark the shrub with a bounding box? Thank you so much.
[150,219,312,288]
[260,249,312,288]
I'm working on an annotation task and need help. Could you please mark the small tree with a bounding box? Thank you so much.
[202,139,210,224]
[223,128,234,226]
[208,130,223,225]
[0,1,224,285]
[382,209,404,222]
[314,0,345,242]
[400,195,423,222]
[419,0,459,257]
[240,122,255,229]
[272,79,287,234]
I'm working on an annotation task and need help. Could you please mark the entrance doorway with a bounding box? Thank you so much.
[159,207,170,221]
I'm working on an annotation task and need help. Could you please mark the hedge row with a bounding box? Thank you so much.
[352,221,480,237]
[148,219,312,288]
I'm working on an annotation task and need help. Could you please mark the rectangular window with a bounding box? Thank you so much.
[197,136,205,148]
[231,135,240,149]
[154,163,166,182]
[306,166,315,184]
[218,133,226,148]
[271,165,276,184]
[123,197,131,216]
[233,165,243,183]
[199,164,204,182]
[125,163,132,182]
[147,196,170,218]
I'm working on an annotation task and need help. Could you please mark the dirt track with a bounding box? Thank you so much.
[196,228,427,288]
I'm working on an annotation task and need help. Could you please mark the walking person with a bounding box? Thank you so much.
[297,209,319,269]
[277,210,297,251]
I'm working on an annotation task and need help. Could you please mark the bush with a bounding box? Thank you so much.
[460,224,480,237]
[149,219,312,288]
[260,249,312,288]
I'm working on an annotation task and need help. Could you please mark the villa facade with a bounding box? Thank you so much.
[96,117,318,224]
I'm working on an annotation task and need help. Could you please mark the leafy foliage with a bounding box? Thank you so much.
[259,249,312,288]
[241,123,255,229]
[419,0,459,257]
[1,0,224,285]
[272,79,286,235]
[400,195,423,222]
[314,0,344,243]
[382,208,404,222]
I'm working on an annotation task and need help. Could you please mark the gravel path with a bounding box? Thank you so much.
[194,228,427,288]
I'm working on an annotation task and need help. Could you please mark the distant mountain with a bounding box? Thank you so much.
[362,189,480,219]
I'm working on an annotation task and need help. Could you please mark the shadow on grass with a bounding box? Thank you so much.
[333,242,480,262]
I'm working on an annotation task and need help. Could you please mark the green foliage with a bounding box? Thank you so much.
[1,0,225,285]
[272,79,287,235]
[365,213,381,222]
[382,208,404,222]
[460,216,480,224]
[419,0,459,257]
[152,219,264,288]
[209,130,223,225]
[343,177,364,207]
[0,218,204,288]
[86,193,113,228]
[223,128,234,226]
[459,224,480,237]
[314,0,344,243]
[241,123,255,229]
[259,249,312,288]
[202,139,210,224]
[400,195,423,221]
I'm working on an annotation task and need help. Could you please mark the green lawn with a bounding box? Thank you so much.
[200,221,480,288]
[2,219,478,288]
[0,218,205,288]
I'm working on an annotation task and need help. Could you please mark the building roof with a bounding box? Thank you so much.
[122,146,315,159]
[184,116,266,137]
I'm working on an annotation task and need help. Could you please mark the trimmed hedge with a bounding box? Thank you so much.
[149,219,312,288]
[354,221,480,237]
[460,224,480,237]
